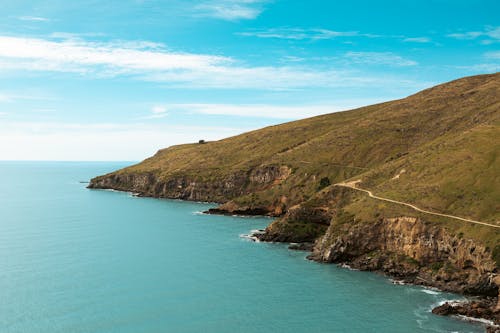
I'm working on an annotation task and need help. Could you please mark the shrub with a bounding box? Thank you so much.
[318,177,331,190]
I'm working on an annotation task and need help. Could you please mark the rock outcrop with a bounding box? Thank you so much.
[88,73,500,327]
[432,300,499,332]
[308,215,500,325]
[89,165,292,215]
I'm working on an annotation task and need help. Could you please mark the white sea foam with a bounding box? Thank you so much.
[239,233,260,242]
[389,279,407,285]
[421,289,441,295]
[437,299,466,307]
[455,315,496,327]
[339,263,359,271]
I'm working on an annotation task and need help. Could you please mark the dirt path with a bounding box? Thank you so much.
[335,180,500,229]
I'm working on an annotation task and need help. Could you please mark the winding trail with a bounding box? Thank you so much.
[335,180,500,229]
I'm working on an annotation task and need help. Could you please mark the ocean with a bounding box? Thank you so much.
[0,162,485,332]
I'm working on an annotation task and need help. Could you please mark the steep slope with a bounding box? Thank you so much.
[90,73,499,218]
[89,73,500,326]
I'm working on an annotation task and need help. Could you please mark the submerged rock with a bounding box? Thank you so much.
[432,299,500,330]
[288,242,314,251]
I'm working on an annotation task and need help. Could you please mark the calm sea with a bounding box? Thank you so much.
[0,162,485,332]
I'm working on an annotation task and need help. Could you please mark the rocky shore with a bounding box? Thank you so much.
[250,215,500,331]
[432,299,499,332]
[89,173,500,331]
[88,74,500,331]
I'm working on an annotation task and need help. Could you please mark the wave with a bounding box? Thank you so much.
[455,315,496,327]
[338,263,359,271]
[239,229,266,242]
[421,289,441,295]
[239,233,261,242]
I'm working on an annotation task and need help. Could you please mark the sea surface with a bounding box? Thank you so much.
[0,162,487,332]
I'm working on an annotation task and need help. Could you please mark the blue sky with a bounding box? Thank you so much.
[0,0,499,160]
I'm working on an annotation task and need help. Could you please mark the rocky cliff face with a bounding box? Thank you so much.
[88,73,500,329]
[89,171,247,201]
[308,216,500,326]
[88,164,292,215]
[312,216,498,295]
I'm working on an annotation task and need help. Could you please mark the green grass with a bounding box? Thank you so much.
[93,73,500,252]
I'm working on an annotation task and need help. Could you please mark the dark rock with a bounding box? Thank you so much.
[432,302,456,316]
[288,242,314,251]
[432,299,500,326]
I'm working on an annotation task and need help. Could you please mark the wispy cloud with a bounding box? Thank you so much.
[49,32,106,39]
[403,37,431,43]
[484,51,500,59]
[344,52,417,67]
[454,63,500,73]
[454,51,500,72]
[144,105,169,119]
[146,100,388,119]
[237,27,376,40]
[17,16,50,22]
[447,26,500,42]
[0,90,54,103]
[0,36,229,73]
[0,35,424,90]
[0,94,10,102]
[195,0,267,20]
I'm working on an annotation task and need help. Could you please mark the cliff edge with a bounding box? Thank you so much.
[89,73,500,328]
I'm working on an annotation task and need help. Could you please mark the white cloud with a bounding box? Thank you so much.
[455,63,500,73]
[0,94,10,102]
[447,26,500,41]
[152,105,168,114]
[344,52,417,67]
[18,16,50,22]
[280,55,305,63]
[49,32,106,39]
[0,35,425,90]
[453,51,500,73]
[484,51,500,59]
[144,105,169,119]
[195,0,266,20]
[403,37,431,43]
[0,98,392,160]
[0,121,248,161]
[237,28,373,40]
[0,36,229,73]
[150,100,387,119]
[0,91,54,103]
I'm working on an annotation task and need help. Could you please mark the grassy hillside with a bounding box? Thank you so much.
[90,73,500,318]
[360,123,500,223]
[94,72,499,226]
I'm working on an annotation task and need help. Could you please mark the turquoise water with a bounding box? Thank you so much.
[0,162,485,333]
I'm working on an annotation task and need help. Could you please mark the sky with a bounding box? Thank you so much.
[0,0,499,161]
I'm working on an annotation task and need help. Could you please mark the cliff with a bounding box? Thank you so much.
[89,73,500,328]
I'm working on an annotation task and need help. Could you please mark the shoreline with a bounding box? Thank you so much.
[88,185,499,331]
[244,228,500,331]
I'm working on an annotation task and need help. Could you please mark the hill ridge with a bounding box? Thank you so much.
[89,73,500,325]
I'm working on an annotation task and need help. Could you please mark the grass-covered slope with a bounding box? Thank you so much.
[90,72,500,225]
[360,123,499,223]
[90,73,500,324]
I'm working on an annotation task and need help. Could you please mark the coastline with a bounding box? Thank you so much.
[89,180,499,331]
[246,227,499,331]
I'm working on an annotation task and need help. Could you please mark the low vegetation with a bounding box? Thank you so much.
[92,73,500,249]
